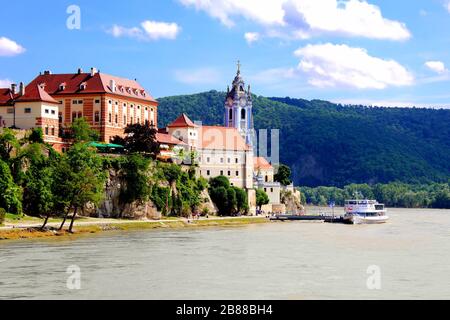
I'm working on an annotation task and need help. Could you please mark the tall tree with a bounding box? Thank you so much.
[0,159,22,214]
[256,189,270,211]
[71,118,99,142]
[274,164,292,186]
[55,144,106,233]
[112,122,159,157]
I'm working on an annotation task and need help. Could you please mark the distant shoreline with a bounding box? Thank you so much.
[0,216,269,242]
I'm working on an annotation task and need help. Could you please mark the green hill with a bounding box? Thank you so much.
[157,91,450,187]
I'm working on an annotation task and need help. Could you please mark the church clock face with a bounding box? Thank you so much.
[227,98,233,106]
[240,97,247,107]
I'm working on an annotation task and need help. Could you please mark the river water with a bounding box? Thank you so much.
[0,208,449,300]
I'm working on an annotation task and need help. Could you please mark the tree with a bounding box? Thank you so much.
[234,187,249,214]
[256,188,270,211]
[71,118,99,142]
[23,165,55,228]
[119,154,151,207]
[0,159,22,215]
[55,144,106,233]
[28,128,44,144]
[209,176,248,216]
[0,129,19,161]
[274,164,292,186]
[112,122,159,157]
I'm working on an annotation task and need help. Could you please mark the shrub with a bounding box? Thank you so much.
[0,208,5,225]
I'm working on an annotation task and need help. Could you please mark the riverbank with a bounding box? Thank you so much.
[0,216,269,241]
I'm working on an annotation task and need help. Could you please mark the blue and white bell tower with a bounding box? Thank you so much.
[224,61,255,148]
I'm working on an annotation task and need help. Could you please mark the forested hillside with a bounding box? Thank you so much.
[158,91,450,187]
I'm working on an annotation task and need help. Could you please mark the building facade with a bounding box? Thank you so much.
[0,82,65,150]
[0,68,159,146]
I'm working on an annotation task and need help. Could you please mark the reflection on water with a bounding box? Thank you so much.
[0,208,450,300]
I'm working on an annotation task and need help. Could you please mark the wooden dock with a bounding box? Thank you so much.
[270,215,347,224]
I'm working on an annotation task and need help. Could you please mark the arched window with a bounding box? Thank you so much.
[241,108,246,120]
[229,109,233,120]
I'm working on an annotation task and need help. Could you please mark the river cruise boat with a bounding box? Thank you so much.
[343,200,389,224]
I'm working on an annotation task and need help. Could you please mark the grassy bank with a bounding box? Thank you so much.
[0,216,268,241]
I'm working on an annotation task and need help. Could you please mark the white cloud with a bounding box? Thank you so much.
[0,37,25,56]
[141,21,181,40]
[174,68,221,85]
[179,0,285,27]
[179,0,411,41]
[294,43,414,89]
[446,1,450,13]
[425,61,447,74]
[110,20,181,41]
[244,32,260,44]
[0,79,13,87]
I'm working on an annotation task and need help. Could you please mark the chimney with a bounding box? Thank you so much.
[19,82,25,96]
[43,70,52,75]
[10,83,17,94]
[78,68,83,74]
[110,79,116,93]
[90,67,98,77]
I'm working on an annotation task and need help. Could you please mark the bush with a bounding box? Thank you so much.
[0,208,5,225]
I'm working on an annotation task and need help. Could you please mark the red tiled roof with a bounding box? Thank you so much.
[198,126,250,151]
[156,133,187,146]
[0,88,15,106]
[15,84,59,104]
[167,114,198,128]
[26,72,157,103]
[254,157,273,170]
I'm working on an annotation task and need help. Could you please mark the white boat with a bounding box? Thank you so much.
[343,200,389,225]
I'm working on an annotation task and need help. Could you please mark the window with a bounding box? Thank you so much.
[109,113,112,123]
[59,113,63,124]
[78,112,82,119]
[220,158,224,163]
[207,170,210,176]
[123,115,127,125]
[95,99,101,104]
[51,127,55,136]
[241,109,246,120]
[78,100,83,104]
[24,108,31,114]
[130,117,133,124]
[235,158,239,164]
[45,127,49,135]
[45,109,49,114]
[115,114,118,124]
[228,171,231,176]
[51,110,56,115]
[236,171,239,176]
[220,170,224,176]
[7,108,13,114]
[72,112,77,122]
[270,188,274,193]
[95,111,100,123]
[207,157,210,163]
[228,158,231,163]
[73,100,78,105]
[229,109,233,120]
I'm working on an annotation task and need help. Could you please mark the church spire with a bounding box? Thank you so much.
[237,60,241,75]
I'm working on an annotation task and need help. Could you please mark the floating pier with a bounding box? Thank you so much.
[270,215,346,224]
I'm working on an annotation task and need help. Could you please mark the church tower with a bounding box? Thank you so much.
[224,61,255,148]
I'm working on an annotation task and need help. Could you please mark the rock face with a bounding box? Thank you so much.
[281,188,304,214]
[82,169,161,220]
[198,189,218,215]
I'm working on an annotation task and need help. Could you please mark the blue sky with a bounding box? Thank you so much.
[1,0,450,107]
